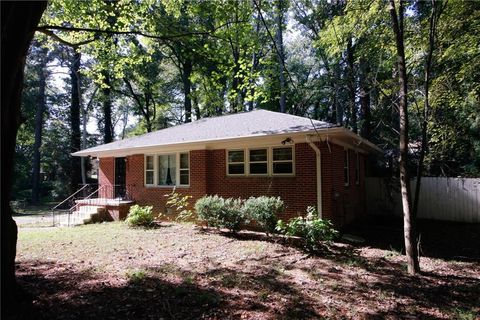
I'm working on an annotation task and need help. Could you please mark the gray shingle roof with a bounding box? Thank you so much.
[73,109,339,156]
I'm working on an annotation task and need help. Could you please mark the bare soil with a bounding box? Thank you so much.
[10,217,480,320]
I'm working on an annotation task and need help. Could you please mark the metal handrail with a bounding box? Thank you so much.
[51,184,90,211]
[67,185,105,213]
[67,185,106,226]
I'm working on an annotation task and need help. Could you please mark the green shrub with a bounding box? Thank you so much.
[195,195,244,232]
[164,188,195,222]
[125,205,154,227]
[276,206,338,252]
[244,196,284,235]
[219,198,245,232]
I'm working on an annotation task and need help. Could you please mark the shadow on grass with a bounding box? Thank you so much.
[202,265,320,319]
[10,261,224,320]
[343,215,480,261]
[11,260,324,320]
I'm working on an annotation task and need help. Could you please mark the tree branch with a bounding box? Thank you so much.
[37,25,212,40]
[37,29,95,48]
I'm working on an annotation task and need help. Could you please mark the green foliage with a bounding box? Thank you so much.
[125,205,154,227]
[276,206,338,252]
[195,195,244,233]
[164,188,195,222]
[125,269,147,283]
[244,196,284,235]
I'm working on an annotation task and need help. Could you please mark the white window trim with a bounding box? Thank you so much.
[179,152,190,187]
[226,145,295,177]
[248,148,269,176]
[144,152,190,188]
[344,149,350,186]
[145,154,155,186]
[226,149,246,176]
[271,146,295,176]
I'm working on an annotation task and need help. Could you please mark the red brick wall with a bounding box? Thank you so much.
[319,143,366,226]
[97,142,367,227]
[98,157,114,198]
[124,151,208,216]
[206,143,317,221]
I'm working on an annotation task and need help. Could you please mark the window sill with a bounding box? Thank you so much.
[144,185,190,189]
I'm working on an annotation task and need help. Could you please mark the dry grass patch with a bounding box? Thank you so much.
[14,222,480,319]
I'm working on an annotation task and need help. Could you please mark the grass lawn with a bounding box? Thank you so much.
[15,221,480,319]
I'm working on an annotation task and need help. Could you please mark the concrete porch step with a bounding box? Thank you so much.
[57,206,106,226]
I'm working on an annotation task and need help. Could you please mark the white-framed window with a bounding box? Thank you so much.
[158,154,176,186]
[344,149,350,186]
[227,150,245,175]
[272,147,294,175]
[144,152,189,187]
[145,155,155,185]
[355,152,360,185]
[226,146,294,176]
[179,153,190,185]
[249,148,268,175]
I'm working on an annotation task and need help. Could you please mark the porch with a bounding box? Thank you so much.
[52,184,136,226]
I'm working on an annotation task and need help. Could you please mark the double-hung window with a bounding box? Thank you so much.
[227,150,245,175]
[249,148,268,175]
[145,152,189,187]
[179,153,190,185]
[272,147,293,175]
[227,146,294,176]
[145,155,155,185]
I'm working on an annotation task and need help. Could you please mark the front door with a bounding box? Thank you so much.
[115,157,126,199]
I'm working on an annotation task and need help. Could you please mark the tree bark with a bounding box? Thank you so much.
[1,1,47,313]
[276,0,286,113]
[102,72,114,143]
[389,0,420,275]
[346,38,357,133]
[31,45,49,205]
[183,58,192,123]
[359,59,371,139]
[70,50,82,194]
[413,0,440,219]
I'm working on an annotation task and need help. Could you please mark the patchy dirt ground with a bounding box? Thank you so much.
[11,219,480,320]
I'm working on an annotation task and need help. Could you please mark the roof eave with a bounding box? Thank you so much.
[71,126,381,157]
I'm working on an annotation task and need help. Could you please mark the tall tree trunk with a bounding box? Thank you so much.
[192,85,201,120]
[31,45,48,205]
[389,0,420,275]
[334,65,343,125]
[276,0,286,113]
[413,0,441,218]
[70,50,82,194]
[346,38,357,133]
[1,1,47,313]
[248,11,261,112]
[359,59,371,139]
[102,72,113,143]
[183,58,192,123]
[80,69,87,187]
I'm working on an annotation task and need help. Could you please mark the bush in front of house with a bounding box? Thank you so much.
[276,206,338,252]
[195,195,244,232]
[125,204,154,227]
[164,188,195,222]
[244,196,284,235]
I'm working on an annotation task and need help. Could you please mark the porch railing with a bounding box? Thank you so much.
[51,184,136,226]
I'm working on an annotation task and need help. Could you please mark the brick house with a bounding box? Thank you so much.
[73,109,380,227]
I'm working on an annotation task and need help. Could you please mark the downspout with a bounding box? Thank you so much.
[306,135,322,218]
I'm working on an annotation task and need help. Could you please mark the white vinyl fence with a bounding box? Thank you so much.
[366,177,480,223]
